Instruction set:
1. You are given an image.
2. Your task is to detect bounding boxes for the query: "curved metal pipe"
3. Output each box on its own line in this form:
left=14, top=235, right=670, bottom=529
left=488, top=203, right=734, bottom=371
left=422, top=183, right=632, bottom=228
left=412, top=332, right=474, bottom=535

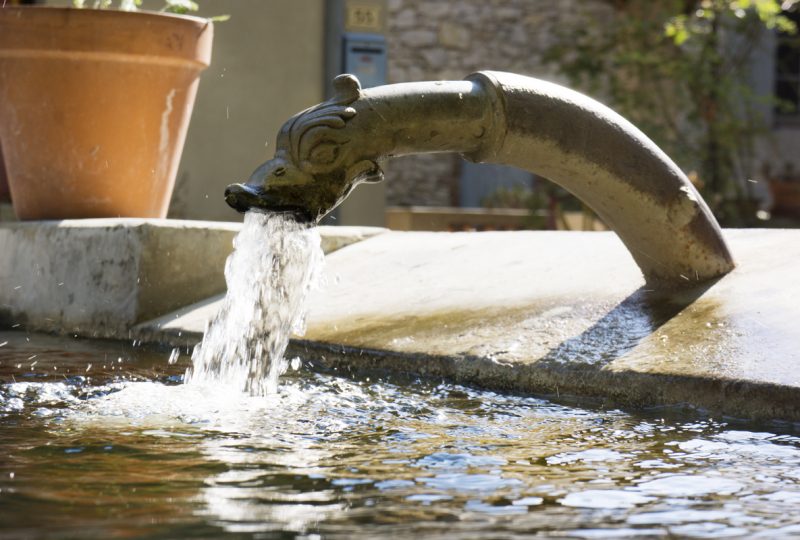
left=227, top=71, right=734, bottom=287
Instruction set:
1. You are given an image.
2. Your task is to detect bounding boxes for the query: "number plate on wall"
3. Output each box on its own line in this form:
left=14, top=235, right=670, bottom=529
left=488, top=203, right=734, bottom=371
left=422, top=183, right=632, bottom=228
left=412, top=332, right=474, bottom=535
left=345, top=2, right=385, bottom=33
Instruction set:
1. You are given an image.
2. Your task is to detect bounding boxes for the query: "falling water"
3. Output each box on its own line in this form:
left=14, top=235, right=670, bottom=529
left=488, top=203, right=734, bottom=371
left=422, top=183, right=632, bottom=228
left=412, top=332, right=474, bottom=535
left=185, top=211, right=324, bottom=395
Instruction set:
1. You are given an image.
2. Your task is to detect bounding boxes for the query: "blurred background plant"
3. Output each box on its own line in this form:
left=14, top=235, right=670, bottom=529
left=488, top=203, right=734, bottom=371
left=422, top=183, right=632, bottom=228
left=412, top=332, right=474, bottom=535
left=481, top=183, right=600, bottom=231
left=71, top=0, right=229, bottom=20
left=544, top=0, right=798, bottom=226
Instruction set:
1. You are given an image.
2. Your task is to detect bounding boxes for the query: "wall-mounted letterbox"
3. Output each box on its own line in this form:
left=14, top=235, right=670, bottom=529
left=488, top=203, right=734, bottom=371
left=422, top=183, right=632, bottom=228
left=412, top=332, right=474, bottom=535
left=342, top=33, right=387, bottom=89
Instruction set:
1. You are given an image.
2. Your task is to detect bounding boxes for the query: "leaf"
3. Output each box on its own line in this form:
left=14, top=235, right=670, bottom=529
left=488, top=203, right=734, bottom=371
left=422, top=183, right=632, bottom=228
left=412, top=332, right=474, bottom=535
left=119, top=0, right=140, bottom=11
left=665, top=16, right=690, bottom=45
left=72, top=0, right=86, bottom=7
left=162, top=0, right=199, bottom=14
left=208, top=14, right=231, bottom=22
left=777, top=16, right=798, bottom=33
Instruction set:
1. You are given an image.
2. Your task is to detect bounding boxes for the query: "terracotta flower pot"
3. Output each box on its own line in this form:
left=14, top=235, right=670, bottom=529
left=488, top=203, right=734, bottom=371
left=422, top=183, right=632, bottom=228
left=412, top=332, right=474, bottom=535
left=0, top=7, right=212, bottom=220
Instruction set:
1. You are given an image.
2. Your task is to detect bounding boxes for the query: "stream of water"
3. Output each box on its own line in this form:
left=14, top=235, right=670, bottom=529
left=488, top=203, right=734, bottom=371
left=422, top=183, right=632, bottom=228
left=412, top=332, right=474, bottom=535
left=185, top=212, right=323, bottom=395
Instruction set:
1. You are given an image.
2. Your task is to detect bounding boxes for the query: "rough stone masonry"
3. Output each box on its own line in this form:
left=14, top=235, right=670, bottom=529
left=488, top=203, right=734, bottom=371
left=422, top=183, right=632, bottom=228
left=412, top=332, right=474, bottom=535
left=383, top=0, right=606, bottom=207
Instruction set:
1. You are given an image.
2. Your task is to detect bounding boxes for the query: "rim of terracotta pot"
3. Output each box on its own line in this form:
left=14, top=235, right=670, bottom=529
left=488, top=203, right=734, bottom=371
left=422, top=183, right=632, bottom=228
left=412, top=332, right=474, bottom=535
left=0, top=6, right=213, bottom=69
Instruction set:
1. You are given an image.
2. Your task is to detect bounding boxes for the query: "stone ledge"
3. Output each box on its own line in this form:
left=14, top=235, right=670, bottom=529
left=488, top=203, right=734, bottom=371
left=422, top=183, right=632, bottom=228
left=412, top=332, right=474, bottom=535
left=134, top=228, right=800, bottom=422
left=0, top=219, right=385, bottom=337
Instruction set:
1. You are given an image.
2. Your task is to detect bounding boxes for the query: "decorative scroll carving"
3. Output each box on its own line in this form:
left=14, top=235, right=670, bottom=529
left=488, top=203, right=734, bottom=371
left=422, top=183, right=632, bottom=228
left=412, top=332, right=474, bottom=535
left=287, top=75, right=362, bottom=174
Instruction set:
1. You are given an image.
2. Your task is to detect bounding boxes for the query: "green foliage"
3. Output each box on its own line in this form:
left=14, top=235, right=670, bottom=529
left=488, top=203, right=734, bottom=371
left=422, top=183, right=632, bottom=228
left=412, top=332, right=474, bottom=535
left=481, top=183, right=589, bottom=230
left=544, top=0, right=797, bottom=225
left=71, top=0, right=228, bottom=22
left=161, top=0, right=198, bottom=14
left=481, top=185, right=548, bottom=229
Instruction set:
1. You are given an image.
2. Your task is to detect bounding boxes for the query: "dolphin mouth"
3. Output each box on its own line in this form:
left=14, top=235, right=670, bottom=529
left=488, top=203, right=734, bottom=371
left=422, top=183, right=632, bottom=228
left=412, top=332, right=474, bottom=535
left=224, top=183, right=314, bottom=222
left=223, top=183, right=257, bottom=213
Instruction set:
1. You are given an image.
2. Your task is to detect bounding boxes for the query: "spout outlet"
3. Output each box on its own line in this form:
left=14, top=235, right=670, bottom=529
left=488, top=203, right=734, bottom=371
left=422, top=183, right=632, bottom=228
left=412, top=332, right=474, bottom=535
left=224, top=182, right=314, bottom=222
left=224, top=183, right=259, bottom=214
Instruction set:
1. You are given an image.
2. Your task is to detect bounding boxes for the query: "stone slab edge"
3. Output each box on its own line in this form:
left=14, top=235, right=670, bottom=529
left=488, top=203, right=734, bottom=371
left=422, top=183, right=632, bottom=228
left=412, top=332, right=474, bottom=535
left=285, top=340, right=800, bottom=424
left=130, top=228, right=800, bottom=423
left=129, top=324, right=800, bottom=424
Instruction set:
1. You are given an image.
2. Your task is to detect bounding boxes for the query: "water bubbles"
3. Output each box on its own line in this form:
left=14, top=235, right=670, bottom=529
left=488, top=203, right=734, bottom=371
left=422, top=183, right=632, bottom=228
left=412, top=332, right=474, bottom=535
left=547, top=448, right=627, bottom=465
left=512, top=496, right=544, bottom=506
left=417, top=473, right=522, bottom=492
left=559, top=490, right=654, bottom=509
left=167, top=348, right=180, bottom=365
left=636, top=474, right=744, bottom=497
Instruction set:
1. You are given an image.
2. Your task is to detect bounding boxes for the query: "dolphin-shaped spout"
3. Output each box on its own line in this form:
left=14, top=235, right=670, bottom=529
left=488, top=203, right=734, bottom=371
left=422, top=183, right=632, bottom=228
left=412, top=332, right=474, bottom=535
left=227, top=71, right=734, bottom=288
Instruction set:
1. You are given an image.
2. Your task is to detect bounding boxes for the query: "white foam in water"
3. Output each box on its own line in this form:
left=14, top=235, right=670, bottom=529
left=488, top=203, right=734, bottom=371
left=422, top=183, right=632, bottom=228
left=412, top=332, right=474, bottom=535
left=185, top=212, right=324, bottom=395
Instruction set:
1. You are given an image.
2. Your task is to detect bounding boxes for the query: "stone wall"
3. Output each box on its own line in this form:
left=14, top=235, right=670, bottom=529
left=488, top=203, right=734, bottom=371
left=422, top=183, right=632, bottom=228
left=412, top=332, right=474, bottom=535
left=383, top=0, right=580, bottom=206
left=380, top=0, right=800, bottom=216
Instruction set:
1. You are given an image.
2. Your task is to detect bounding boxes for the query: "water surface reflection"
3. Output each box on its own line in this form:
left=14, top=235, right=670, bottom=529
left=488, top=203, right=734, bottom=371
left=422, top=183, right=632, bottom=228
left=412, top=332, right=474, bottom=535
left=1, top=331, right=800, bottom=538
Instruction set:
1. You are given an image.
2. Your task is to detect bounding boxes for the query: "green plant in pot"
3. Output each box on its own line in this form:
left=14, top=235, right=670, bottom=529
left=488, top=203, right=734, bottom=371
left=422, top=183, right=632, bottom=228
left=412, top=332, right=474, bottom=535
left=0, top=0, right=221, bottom=219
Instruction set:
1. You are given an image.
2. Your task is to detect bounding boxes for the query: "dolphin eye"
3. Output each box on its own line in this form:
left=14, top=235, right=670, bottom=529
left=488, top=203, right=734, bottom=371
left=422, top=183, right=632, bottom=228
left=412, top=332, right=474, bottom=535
left=308, top=141, right=340, bottom=165
left=274, top=167, right=286, bottom=177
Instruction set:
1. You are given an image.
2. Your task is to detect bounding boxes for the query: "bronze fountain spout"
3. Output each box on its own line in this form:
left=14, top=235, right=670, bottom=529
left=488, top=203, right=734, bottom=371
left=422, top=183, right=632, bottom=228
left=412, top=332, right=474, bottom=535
left=225, top=71, right=734, bottom=288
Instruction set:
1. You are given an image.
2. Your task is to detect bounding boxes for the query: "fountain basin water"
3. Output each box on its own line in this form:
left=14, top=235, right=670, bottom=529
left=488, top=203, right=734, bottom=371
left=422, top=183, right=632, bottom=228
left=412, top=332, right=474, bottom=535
left=2, top=330, right=800, bottom=538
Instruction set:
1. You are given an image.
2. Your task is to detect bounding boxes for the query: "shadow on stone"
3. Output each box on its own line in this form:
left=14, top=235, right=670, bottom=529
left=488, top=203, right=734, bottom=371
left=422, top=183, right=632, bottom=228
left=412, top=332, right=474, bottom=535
left=290, top=279, right=781, bottom=417
left=535, top=283, right=717, bottom=370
